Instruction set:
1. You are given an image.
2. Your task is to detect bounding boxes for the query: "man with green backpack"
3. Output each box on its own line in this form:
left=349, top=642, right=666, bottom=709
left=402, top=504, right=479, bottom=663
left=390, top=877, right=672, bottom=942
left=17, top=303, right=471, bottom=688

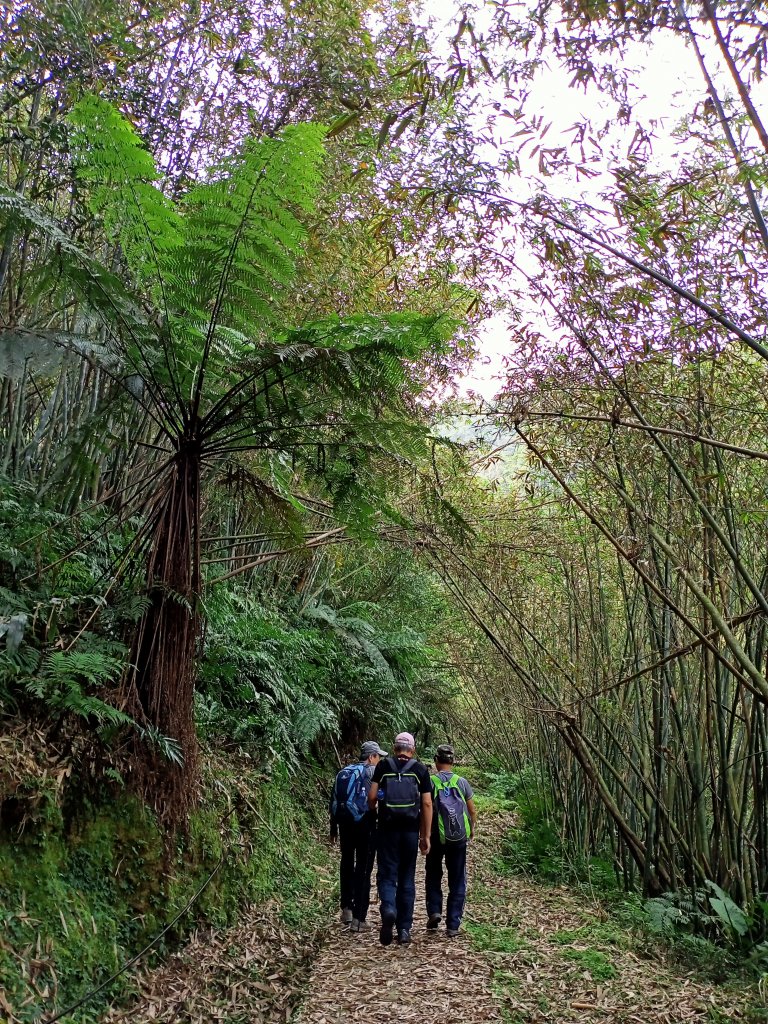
left=425, top=744, right=477, bottom=937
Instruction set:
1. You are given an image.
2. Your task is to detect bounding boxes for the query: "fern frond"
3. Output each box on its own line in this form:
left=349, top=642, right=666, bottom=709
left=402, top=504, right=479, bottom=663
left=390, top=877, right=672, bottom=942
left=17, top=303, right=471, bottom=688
left=0, top=188, right=150, bottom=357
left=166, top=123, right=327, bottom=350
left=67, top=94, right=183, bottom=289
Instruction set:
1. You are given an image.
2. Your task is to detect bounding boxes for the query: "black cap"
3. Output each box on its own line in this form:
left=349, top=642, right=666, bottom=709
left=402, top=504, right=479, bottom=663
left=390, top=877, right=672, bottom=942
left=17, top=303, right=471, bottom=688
left=435, top=744, right=455, bottom=763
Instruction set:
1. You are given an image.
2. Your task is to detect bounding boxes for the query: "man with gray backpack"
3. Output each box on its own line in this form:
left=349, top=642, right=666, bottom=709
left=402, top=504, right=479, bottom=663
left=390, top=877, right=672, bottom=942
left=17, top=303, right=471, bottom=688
left=425, top=744, right=477, bottom=937
left=330, top=740, right=388, bottom=931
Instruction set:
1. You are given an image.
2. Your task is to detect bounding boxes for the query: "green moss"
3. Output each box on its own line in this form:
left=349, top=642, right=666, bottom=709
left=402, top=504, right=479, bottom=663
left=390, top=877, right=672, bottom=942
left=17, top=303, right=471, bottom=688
left=0, top=762, right=333, bottom=1023
left=492, top=967, right=522, bottom=997
left=561, top=946, right=617, bottom=979
left=473, top=794, right=515, bottom=814
left=467, top=921, right=528, bottom=954
left=551, top=921, right=625, bottom=948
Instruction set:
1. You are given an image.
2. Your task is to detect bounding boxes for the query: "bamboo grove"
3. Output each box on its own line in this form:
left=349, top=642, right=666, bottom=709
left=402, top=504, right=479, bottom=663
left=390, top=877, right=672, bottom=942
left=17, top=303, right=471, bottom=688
left=5, top=0, right=768, bottom=924
left=429, top=0, right=768, bottom=917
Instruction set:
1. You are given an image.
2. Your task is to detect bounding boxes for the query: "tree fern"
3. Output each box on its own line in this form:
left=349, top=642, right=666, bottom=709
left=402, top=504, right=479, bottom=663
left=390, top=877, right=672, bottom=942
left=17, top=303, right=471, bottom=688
left=1, top=97, right=466, bottom=820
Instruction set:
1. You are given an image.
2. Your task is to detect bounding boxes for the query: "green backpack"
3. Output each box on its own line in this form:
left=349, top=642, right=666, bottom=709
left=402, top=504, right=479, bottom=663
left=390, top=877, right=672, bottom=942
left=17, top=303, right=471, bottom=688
left=431, top=772, right=470, bottom=843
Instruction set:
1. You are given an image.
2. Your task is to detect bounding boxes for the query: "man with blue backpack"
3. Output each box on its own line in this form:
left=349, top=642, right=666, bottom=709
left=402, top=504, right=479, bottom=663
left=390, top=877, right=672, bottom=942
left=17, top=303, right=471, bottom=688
left=425, top=744, right=477, bottom=937
left=367, top=731, right=433, bottom=946
left=330, top=739, right=388, bottom=932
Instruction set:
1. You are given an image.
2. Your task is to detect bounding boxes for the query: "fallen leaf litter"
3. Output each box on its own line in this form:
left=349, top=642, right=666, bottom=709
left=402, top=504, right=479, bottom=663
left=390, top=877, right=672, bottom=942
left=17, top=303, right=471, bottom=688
left=84, top=805, right=764, bottom=1023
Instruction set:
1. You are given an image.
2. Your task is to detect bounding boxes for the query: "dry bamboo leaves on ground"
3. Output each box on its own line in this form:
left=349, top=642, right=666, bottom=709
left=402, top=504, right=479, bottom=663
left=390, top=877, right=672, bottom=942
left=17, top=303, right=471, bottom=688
left=100, top=901, right=321, bottom=1024
left=94, top=806, right=765, bottom=1023
left=468, top=812, right=762, bottom=1023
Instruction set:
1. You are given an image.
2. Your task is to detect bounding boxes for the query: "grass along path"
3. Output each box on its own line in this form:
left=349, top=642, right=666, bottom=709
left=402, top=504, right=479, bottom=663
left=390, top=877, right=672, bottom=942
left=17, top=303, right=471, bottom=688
left=466, top=806, right=764, bottom=1024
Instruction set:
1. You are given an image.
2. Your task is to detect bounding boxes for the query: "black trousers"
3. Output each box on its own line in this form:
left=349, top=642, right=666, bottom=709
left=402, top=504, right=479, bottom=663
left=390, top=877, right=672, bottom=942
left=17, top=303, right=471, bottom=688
left=338, top=815, right=376, bottom=921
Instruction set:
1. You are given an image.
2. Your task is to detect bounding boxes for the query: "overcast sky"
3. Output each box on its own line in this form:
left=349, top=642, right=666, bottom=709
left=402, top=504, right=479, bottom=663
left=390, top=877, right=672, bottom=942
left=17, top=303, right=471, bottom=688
left=420, top=4, right=767, bottom=398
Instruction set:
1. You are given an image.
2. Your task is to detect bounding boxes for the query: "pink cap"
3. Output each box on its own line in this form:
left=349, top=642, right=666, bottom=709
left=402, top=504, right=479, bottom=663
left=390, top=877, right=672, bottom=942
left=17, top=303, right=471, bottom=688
left=394, top=731, right=416, bottom=749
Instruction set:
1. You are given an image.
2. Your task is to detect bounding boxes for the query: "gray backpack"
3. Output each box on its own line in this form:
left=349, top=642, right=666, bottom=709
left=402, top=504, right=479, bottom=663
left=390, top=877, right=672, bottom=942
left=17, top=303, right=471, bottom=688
left=431, top=772, right=470, bottom=842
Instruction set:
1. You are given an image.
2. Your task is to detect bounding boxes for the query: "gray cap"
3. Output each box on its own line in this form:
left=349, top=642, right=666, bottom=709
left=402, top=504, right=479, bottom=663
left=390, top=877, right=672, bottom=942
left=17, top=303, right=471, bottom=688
left=361, top=740, right=388, bottom=758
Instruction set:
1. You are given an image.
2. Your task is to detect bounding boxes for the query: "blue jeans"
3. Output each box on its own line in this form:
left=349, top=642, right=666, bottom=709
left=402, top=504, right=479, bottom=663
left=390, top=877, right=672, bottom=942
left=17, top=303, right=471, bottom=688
left=376, top=830, right=419, bottom=932
left=425, top=841, right=467, bottom=930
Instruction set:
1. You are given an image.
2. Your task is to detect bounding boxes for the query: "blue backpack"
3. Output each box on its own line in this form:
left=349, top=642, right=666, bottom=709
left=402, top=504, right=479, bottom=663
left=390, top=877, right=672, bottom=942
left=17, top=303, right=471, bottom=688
left=431, top=772, right=470, bottom=843
left=331, top=763, right=370, bottom=823
left=378, top=757, right=421, bottom=822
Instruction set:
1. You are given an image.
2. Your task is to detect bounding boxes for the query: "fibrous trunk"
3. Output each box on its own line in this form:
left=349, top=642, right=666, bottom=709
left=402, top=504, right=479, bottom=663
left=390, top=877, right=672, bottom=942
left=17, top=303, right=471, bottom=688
left=125, top=440, right=201, bottom=824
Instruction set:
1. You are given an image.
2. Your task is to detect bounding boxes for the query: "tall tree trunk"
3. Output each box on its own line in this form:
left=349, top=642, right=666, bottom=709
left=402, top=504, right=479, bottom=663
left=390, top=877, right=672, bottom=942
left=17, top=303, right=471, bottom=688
left=126, top=434, right=201, bottom=823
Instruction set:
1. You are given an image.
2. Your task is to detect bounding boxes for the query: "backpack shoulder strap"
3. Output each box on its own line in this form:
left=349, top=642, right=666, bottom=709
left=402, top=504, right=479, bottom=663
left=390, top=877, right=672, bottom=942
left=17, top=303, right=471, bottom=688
left=397, top=757, right=417, bottom=774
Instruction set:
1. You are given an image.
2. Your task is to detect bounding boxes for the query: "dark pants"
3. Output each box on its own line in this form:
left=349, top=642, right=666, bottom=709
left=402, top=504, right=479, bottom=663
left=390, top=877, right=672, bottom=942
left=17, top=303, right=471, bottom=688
left=376, top=829, right=419, bottom=932
left=338, top=816, right=376, bottom=921
left=425, top=840, right=468, bottom=930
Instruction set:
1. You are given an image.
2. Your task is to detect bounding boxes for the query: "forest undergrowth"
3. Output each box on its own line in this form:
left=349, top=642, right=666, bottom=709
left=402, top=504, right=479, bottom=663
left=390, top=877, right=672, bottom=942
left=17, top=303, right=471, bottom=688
left=0, top=739, right=333, bottom=1024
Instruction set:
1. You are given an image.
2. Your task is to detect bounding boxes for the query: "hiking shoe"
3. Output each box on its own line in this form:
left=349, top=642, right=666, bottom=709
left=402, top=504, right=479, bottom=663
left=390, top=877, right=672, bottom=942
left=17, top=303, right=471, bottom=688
left=427, top=913, right=442, bottom=930
left=398, top=928, right=412, bottom=944
left=379, top=910, right=396, bottom=946
left=348, top=919, right=359, bottom=932
left=340, top=907, right=353, bottom=924
left=446, top=927, right=460, bottom=937
left=355, top=919, right=371, bottom=931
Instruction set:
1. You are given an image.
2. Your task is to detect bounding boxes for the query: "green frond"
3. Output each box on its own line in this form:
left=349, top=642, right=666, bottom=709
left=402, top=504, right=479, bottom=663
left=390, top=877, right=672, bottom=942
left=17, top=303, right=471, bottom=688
left=67, top=94, right=183, bottom=289
left=303, top=601, right=396, bottom=683
left=0, top=189, right=149, bottom=345
left=17, top=638, right=130, bottom=727
left=166, top=123, right=327, bottom=343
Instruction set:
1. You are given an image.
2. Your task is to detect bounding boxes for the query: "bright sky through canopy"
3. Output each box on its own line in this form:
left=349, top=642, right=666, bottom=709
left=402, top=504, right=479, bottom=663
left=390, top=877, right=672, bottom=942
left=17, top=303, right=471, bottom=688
left=417, top=1, right=768, bottom=398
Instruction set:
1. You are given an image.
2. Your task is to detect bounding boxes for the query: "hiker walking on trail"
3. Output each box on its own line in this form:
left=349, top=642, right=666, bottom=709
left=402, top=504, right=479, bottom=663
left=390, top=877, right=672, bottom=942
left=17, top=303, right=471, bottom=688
left=330, top=740, right=388, bottom=932
left=425, top=743, right=477, bottom=937
left=367, top=731, right=432, bottom=946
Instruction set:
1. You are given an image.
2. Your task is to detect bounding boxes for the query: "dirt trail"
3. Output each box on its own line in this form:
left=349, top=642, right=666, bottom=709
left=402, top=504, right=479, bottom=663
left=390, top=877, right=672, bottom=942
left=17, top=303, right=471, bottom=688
left=98, top=805, right=762, bottom=1023
left=293, top=863, right=502, bottom=1024
left=293, top=809, right=761, bottom=1024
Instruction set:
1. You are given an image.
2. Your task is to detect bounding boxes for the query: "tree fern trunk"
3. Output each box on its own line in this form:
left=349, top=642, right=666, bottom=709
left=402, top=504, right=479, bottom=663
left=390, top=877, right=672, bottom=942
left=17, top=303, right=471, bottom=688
left=126, top=435, right=201, bottom=823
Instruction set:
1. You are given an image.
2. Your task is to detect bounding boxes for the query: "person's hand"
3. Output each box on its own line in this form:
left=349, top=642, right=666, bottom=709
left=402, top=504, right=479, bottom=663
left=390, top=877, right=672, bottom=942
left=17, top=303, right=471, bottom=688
left=419, top=836, right=430, bottom=855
